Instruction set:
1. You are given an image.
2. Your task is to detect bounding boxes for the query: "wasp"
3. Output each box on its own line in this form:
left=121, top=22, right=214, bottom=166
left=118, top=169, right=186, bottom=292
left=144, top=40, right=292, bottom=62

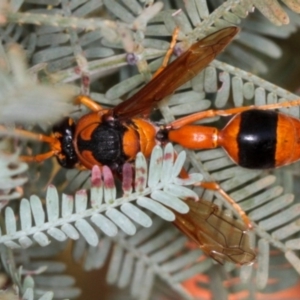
left=9, top=26, right=299, bottom=265
left=18, top=26, right=300, bottom=172
left=17, top=27, right=239, bottom=171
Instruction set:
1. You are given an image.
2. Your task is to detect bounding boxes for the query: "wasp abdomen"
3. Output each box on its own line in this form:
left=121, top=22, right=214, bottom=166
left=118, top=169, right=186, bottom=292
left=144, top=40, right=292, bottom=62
left=220, top=109, right=300, bottom=169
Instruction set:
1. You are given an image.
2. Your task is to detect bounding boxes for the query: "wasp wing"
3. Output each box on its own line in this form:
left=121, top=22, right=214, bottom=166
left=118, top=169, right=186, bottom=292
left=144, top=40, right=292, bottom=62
left=113, top=27, right=239, bottom=120
left=173, top=198, right=255, bottom=265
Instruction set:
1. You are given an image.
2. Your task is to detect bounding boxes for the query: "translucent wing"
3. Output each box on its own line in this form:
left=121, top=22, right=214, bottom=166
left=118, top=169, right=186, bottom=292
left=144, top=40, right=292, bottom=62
left=113, top=27, right=239, bottom=120
left=173, top=198, right=256, bottom=265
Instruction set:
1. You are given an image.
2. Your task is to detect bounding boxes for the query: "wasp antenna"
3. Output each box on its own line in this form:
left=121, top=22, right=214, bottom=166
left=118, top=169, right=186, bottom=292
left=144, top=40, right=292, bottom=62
left=0, top=125, right=57, bottom=145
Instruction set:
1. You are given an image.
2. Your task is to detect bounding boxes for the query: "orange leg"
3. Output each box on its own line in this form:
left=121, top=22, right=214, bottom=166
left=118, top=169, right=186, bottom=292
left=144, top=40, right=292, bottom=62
left=169, top=98, right=300, bottom=129
left=73, top=47, right=185, bottom=118
left=197, top=182, right=252, bottom=229
left=75, top=95, right=103, bottom=112
left=176, top=151, right=251, bottom=228
left=0, top=126, right=61, bottom=163
left=153, top=27, right=180, bottom=78
left=20, top=151, right=56, bottom=163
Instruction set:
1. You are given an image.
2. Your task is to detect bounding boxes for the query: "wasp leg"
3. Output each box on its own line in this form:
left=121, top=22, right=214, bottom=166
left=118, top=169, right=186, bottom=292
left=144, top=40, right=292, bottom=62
left=75, top=95, right=104, bottom=112
left=170, top=98, right=300, bottom=129
left=20, top=151, right=56, bottom=163
left=75, top=163, right=88, bottom=171
left=196, top=181, right=252, bottom=229
left=0, top=126, right=62, bottom=163
left=152, top=27, right=180, bottom=78
left=174, top=151, right=251, bottom=227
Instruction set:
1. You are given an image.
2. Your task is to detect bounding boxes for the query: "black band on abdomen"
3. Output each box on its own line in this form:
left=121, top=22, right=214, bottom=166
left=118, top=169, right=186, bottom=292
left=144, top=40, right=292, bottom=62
left=237, top=110, right=277, bottom=169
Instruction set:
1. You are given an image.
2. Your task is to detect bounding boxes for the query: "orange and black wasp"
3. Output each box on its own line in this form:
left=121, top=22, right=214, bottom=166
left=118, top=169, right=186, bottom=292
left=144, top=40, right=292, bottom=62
left=16, top=27, right=240, bottom=172
left=18, top=27, right=300, bottom=173
left=8, top=26, right=300, bottom=265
